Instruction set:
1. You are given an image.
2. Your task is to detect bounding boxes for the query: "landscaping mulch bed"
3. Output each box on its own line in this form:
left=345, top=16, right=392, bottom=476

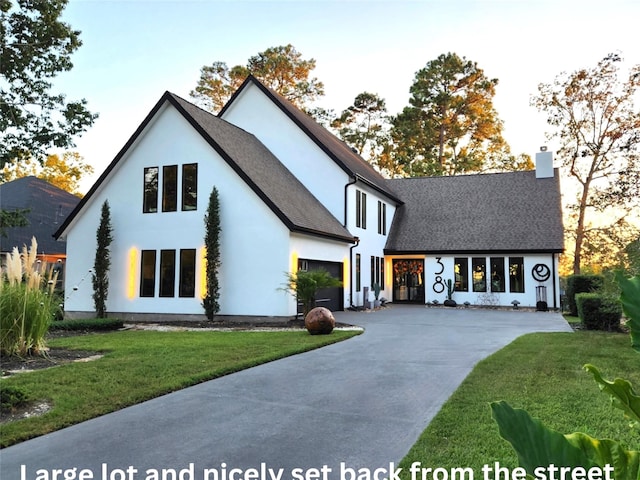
left=1, top=348, right=102, bottom=376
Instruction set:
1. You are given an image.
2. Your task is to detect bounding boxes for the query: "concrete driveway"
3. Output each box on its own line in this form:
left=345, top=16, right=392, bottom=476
left=0, top=306, right=572, bottom=480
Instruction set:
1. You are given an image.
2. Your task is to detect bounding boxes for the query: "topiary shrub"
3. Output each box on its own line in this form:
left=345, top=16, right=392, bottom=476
left=566, top=274, right=604, bottom=316
left=575, top=292, right=622, bottom=331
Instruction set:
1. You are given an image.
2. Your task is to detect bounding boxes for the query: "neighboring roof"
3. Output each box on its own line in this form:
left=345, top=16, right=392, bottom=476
left=55, top=92, right=355, bottom=244
left=220, top=75, right=403, bottom=205
left=385, top=170, right=564, bottom=254
left=0, top=176, right=80, bottom=255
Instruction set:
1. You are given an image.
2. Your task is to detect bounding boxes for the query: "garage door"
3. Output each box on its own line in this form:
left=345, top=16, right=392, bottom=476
left=298, top=259, right=344, bottom=312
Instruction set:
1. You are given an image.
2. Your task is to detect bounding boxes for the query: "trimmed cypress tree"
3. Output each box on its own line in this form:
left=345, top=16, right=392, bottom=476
left=203, top=187, right=221, bottom=320
left=92, top=200, right=113, bottom=318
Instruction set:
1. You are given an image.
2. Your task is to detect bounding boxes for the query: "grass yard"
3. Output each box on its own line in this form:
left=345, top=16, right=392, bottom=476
left=398, top=330, right=639, bottom=478
left=0, top=329, right=360, bottom=447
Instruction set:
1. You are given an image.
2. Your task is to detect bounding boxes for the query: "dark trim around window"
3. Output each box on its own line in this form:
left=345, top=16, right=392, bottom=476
left=181, top=163, right=198, bottom=211
left=162, top=165, right=178, bottom=212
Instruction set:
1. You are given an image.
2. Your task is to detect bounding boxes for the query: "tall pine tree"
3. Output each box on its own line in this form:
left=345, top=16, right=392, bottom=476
left=92, top=200, right=113, bottom=317
left=203, top=187, right=221, bottom=320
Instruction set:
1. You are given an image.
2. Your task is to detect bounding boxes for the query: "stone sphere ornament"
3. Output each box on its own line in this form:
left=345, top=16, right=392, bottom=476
left=304, top=307, right=336, bottom=335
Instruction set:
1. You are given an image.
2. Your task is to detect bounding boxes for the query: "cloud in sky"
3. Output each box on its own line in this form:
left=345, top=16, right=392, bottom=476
left=53, top=0, right=640, bottom=191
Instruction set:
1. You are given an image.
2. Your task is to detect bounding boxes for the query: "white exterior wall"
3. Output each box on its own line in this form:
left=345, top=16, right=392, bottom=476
left=420, top=254, right=561, bottom=309
left=288, top=234, right=351, bottom=314
left=63, top=103, right=291, bottom=318
left=348, top=184, right=396, bottom=307
left=221, top=84, right=350, bottom=222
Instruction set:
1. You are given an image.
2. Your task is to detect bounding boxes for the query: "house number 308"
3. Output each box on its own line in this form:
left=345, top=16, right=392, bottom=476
left=433, top=257, right=446, bottom=293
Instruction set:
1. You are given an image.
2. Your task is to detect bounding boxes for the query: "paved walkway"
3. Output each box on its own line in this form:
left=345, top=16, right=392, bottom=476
left=1, top=306, right=572, bottom=480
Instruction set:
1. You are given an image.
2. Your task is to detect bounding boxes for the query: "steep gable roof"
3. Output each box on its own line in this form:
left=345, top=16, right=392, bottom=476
left=220, top=75, right=402, bottom=205
left=55, top=92, right=355, bottom=244
left=385, top=170, right=564, bottom=253
left=1, top=176, right=79, bottom=255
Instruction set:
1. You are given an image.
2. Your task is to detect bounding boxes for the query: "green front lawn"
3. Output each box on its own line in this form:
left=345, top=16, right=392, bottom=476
left=0, top=329, right=359, bottom=447
left=399, top=330, right=639, bottom=477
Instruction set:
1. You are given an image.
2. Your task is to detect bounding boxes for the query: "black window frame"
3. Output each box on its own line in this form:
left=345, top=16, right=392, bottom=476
left=509, top=257, right=525, bottom=293
left=377, top=201, right=387, bottom=235
left=490, top=257, right=506, bottom=293
left=143, top=167, right=159, bottom=213
left=139, top=250, right=156, bottom=297
left=159, top=249, right=176, bottom=297
left=472, top=257, right=487, bottom=293
left=454, top=257, right=469, bottom=292
left=162, top=165, right=178, bottom=212
left=181, top=163, right=198, bottom=211
left=356, top=189, right=367, bottom=229
left=179, top=249, right=197, bottom=297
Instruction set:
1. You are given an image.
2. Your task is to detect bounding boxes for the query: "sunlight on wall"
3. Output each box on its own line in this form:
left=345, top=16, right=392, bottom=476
left=127, top=247, right=138, bottom=299
left=199, top=246, right=207, bottom=299
left=342, top=257, right=349, bottom=289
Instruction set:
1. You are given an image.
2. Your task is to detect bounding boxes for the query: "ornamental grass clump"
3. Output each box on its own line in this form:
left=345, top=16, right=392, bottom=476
left=0, top=237, right=60, bottom=356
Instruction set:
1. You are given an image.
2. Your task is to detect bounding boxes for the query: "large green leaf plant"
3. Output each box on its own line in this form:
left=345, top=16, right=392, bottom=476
left=491, top=272, right=640, bottom=480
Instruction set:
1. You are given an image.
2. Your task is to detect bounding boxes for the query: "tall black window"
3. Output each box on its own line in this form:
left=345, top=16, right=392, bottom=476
left=377, top=201, right=386, bottom=235
left=143, top=167, right=158, bottom=213
left=356, top=190, right=367, bottom=229
left=370, top=256, right=384, bottom=289
left=490, top=257, right=506, bottom=292
left=140, top=250, right=156, bottom=297
left=370, top=256, right=375, bottom=288
left=182, top=163, right=198, bottom=211
left=162, top=165, right=178, bottom=212
left=509, top=257, right=525, bottom=293
left=454, top=257, right=468, bottom=292
left=179, top=249, right=196, bottom=297
left=472, top=257, right=487, bottom=292
left=159, top=249, right=176, bottom=297
left=355, top=253, right=361, bottom=292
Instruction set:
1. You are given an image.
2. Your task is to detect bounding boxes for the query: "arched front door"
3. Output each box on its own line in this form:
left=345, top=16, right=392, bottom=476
left=392, top=259, right=425, bottom=303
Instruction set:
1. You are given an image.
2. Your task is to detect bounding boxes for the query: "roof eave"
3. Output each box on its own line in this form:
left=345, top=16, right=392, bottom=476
left=291, top=226, right=357, bottom=244
left=54, top=91, right=177, bottom=240
left=223, top=76, right=402, bottom=204
left=383, top=248, right=565, bottom=256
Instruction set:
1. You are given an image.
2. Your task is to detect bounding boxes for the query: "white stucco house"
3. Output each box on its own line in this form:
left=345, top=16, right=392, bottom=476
left=54, top=76, right=564, bottom=321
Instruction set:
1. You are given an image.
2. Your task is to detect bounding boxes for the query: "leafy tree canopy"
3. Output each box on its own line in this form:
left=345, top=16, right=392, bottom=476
left=1, top=151, right=93, bottom=196
left=533, top=52, right=640, bottom=274
left=190, top=44, right=324, bottom=113
left=331, top=92, right=396, bottom=173
left=390, top=52, right=520, bottom=176
left=0, top=0, right=97, bottom=167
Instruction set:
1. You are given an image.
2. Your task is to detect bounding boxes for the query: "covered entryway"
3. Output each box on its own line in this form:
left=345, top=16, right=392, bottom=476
left=392, top=259, right=425, bottom=303
left=298, top=259, right=344, bottom=312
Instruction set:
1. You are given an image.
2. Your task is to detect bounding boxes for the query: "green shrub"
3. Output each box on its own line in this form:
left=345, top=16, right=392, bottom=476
left=576, top=292, right=622, bottom=331
left=281, top=269, right=342, bottom=318
left=50, top=318, right=124, bottom=331
left=566, top=274, right=604, bottom=316
left=0, top=384, right=30, bottom=413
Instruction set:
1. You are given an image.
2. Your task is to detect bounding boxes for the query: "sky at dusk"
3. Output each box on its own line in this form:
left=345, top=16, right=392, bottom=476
left=52, top=0, right=640, bottom=192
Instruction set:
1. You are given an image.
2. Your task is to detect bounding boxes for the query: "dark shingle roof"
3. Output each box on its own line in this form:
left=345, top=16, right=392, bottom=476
left=55, top=92, right=354, bottom=244
left=168, top=93, right=355, bottom=242
left=220, top=75, right=402, bottom=205
left=1, top=176, right=79, bottom=255
left=384, top=170, right=564, bottom=253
